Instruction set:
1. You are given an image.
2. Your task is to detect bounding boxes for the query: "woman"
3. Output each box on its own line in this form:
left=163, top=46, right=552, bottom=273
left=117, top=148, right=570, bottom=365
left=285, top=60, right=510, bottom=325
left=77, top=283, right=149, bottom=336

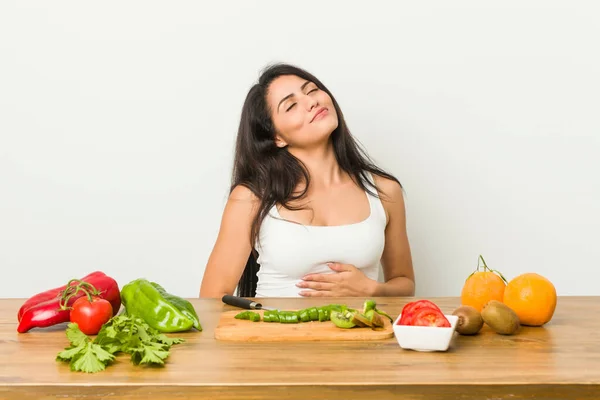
left=200, top=63, right=415, bottom=298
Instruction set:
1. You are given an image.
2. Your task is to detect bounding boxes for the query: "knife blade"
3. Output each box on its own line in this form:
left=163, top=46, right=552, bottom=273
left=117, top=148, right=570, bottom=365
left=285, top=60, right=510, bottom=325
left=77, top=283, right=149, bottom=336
left=222, top=295, right=276, bottom=310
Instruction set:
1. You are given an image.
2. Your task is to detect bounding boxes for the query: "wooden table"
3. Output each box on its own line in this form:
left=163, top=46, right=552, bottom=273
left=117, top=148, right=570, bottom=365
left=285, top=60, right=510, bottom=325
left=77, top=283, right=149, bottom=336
left=1, top=296, right=599, bottom=399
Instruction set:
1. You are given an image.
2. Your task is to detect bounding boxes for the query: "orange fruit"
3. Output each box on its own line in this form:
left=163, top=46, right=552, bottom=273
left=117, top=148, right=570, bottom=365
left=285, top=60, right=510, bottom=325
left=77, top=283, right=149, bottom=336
left=460, top=255, right=507, bottom=312
left=503, top=273, right=557, bottom=326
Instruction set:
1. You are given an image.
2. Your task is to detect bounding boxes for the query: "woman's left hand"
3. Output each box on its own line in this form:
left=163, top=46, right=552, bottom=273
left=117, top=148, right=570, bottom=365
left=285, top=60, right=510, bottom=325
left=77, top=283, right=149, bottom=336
left=296, top=263, right=377, bottom=297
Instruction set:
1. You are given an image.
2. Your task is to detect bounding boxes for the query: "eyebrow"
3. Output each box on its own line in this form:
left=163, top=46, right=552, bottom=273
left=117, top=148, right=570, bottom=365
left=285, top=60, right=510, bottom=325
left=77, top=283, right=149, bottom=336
left=277, top=80, right=312, bottom=113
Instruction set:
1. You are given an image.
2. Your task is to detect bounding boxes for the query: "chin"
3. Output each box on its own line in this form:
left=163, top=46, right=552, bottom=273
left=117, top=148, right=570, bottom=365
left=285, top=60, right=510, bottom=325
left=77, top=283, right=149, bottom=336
left=322, top=115, right=339, bottom=133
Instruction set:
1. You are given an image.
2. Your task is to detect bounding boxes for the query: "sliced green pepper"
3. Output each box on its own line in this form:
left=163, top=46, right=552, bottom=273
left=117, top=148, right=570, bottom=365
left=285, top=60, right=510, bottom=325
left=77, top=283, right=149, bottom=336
left=231, top=302, right=390, bottom=326
left=262, top=312, right=271, bottom=322
left=279, top=311, right=299, bottom=323
left=318, top=307, right=327, bottom=321
left=249, top=312, right=261, bottom=322
left=234, top=310, right=261, bottom=321
left=235, top=310, right=251, bottom=319
left=298, top=309, right=310, bottom=322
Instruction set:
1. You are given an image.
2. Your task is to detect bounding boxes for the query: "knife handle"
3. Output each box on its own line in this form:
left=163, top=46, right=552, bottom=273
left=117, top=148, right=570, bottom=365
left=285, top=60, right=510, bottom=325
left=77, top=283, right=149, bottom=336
left=222, top=295, right=262, bottom=310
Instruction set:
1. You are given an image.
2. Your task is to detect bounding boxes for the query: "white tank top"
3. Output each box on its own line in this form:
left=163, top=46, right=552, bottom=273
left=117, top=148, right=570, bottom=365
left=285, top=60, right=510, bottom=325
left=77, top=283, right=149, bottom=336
left=254, top=172, right=387, bottom=298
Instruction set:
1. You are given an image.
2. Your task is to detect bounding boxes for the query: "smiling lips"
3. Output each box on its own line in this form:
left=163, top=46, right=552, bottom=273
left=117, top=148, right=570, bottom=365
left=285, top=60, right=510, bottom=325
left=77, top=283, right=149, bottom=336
left=310, top=107, right=328, bottom=123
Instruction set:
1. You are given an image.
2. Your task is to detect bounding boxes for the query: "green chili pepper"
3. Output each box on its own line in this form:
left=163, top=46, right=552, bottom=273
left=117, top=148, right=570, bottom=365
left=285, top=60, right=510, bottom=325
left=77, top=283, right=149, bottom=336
left=121, top=278, right=199, bottom=333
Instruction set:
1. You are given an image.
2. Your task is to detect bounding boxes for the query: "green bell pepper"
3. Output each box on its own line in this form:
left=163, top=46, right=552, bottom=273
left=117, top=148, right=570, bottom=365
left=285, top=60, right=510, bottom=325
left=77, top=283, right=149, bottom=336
left=151, top=282, right=202, bottom=330
left=121, top=278, right=202, bottom=332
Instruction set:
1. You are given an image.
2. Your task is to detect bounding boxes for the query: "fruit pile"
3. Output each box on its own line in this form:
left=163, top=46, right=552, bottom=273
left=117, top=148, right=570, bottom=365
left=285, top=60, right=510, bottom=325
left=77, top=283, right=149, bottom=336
left=455, top=255, right=557, bottom=336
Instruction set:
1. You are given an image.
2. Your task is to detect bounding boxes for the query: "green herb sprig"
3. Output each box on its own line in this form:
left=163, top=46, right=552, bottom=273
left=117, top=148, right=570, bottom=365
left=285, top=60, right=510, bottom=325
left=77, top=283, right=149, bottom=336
left=56, top=314, right=184, bottom=373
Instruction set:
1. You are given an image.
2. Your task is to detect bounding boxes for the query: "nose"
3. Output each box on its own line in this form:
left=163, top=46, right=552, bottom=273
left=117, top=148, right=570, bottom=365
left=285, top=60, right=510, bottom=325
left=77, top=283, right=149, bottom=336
left=304, top=93, right=318, bottom=111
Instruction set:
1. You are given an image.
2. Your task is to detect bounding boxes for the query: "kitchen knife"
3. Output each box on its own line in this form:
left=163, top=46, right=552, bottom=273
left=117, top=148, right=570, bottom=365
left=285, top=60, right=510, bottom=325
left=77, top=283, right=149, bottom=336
left=222, top=295, right=276, bottom=310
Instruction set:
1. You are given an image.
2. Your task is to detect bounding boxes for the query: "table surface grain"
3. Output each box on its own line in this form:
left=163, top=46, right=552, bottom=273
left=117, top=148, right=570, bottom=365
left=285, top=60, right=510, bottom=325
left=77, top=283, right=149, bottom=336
left=1, top=296, right=599, bottom=400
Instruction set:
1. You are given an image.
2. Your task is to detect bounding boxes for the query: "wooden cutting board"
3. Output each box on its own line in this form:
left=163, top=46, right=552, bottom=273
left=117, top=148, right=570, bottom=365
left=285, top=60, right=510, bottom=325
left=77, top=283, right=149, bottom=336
left=214, top=310, right=394, bottom=342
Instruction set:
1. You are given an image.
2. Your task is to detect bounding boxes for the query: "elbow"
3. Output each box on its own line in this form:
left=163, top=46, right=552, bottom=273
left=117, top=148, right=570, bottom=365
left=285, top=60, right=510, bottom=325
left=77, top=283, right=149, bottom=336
left=199, top=281, right=234, bottom=299
left=405, top=277, right=416, bottom=297
left=199, top=287, right=229, bottom=299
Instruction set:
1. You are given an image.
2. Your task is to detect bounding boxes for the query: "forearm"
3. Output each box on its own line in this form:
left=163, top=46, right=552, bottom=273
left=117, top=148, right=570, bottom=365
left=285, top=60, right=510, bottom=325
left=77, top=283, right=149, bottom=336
left=371, top=276, right=415, bottom=297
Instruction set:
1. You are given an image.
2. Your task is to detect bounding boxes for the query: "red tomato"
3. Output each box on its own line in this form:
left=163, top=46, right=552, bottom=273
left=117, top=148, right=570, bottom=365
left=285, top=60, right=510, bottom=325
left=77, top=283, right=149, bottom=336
left=411, top=307, right=451, bottom=327
left=69, top=296, right=113, bottom=335
left=399, top=300, right=443, bottom=325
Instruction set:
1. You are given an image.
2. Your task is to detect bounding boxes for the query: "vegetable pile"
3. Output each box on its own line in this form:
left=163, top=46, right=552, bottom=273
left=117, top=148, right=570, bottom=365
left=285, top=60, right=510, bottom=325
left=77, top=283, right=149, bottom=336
left=234, top=299, right=393, bottom=330
left=16, top=272, right=202, bottom=373
left=17, top=271, right=121, bottom=334
left=56, top=315, right=184, bottom=373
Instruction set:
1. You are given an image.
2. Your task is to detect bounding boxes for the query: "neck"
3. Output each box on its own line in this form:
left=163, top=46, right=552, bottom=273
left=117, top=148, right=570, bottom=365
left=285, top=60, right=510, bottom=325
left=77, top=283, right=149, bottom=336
left=288, top=141, right=346, bottom=192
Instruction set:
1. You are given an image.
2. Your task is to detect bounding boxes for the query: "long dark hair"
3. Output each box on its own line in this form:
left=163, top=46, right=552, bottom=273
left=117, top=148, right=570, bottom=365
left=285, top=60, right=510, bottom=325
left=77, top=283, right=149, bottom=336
left=232, top=63, right=401, bottom=296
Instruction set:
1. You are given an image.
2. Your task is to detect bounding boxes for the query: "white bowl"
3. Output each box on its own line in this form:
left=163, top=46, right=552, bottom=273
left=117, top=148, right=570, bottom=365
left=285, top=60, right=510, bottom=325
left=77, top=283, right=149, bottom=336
left=392, top=313, right=459, bottom=352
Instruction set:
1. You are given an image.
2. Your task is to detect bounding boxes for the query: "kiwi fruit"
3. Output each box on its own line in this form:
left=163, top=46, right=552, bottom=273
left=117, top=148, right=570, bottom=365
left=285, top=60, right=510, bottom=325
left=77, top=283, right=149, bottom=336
left=351, top=312, right=372, bottom=328
left=481, top=300, right=520, bottom=335
left=365, top=309, right=385, bottom=328
left=452, top=305, right=484, bottom=335
left=330, top=310, right=357, bottom=329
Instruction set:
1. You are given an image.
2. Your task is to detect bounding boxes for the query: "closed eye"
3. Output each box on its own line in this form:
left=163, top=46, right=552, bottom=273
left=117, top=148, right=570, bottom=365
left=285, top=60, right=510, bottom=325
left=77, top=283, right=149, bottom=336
left=286, top=103, right=296, bottom=112
left=307, top=88, right=318, bottom=94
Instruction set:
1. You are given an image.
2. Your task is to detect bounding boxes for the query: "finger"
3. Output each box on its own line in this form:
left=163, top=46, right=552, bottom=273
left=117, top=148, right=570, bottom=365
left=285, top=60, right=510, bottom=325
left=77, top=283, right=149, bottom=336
left=327, top=262, right=355, bottom=272
left=296, top=281, right=335, bottom=291
left=302, top=273, right=338, bottom=283
left=299, top=290, right=333, bottom=297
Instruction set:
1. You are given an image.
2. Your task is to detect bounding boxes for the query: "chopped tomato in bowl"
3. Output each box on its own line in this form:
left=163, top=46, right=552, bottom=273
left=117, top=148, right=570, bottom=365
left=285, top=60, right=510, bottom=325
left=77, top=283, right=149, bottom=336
left=393, top=300, right=458, bottom=352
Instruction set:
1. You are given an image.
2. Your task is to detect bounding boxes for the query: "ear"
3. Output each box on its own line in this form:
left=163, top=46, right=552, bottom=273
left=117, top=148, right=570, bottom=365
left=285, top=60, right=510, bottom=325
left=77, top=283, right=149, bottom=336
left=274, top=135, right=288, bottom=148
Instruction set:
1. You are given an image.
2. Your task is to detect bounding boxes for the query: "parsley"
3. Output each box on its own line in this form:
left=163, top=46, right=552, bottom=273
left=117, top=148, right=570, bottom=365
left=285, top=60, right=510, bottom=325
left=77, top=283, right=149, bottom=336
left=56, top=315, right=184, bottom=373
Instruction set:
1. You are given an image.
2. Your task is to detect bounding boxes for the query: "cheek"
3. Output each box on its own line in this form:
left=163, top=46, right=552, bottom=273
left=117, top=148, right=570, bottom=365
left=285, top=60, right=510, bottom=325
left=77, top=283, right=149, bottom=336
left=276, top=112, right=305, bottom=137
left=319, top=92, right=334, bottom=106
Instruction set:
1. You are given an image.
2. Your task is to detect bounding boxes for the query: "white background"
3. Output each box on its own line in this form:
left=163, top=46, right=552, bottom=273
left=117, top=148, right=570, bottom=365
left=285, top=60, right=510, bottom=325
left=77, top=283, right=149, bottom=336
left=1, top=1, right=598, bottom=299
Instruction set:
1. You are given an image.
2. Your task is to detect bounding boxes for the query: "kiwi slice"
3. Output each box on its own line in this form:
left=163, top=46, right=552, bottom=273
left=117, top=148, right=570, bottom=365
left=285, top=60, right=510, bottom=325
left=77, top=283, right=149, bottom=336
left=452, top=305, right=484, bottom=335
left=352, top=312, right=372, bottom=328
left=330, top=310, right=357, bottom=329
left=365, top=309, right=385, bottom=328
left=363, top=300, right=376, bottom=314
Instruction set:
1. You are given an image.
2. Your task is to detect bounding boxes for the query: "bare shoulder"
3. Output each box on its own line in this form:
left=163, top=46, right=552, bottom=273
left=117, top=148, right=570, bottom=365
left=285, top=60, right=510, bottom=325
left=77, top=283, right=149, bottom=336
left=371, top=173, right=405, bottom=224
left=229, top=184, right=260, bottom=203
left=222, top=184, right=260, bottom=222
left=371, top=174, right=404, bottom=203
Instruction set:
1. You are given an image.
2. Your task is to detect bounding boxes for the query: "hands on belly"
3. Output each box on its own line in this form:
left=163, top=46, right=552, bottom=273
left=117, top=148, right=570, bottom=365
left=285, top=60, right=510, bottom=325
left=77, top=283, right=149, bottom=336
left=295, top=262, right=377, bottom=297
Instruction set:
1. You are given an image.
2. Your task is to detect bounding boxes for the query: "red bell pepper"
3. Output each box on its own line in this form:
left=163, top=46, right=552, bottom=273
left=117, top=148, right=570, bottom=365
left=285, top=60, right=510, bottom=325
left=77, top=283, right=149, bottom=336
left=18, top=271, right=103, bottom=321
left=17, top=271, right=121, bottom=333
